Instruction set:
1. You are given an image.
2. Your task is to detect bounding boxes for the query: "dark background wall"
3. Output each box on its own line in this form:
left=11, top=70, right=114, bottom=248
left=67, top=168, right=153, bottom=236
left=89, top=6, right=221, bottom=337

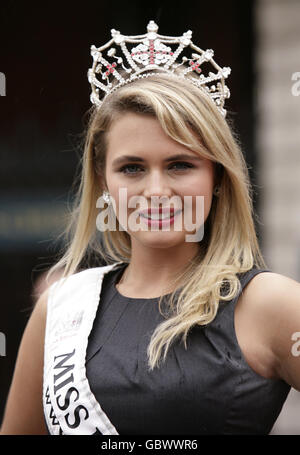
left=0, top=0, right=256, bottom=424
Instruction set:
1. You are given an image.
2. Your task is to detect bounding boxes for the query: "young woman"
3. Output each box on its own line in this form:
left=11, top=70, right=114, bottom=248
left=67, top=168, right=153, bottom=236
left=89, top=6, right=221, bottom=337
left=1, top=23, right=300, bottom=435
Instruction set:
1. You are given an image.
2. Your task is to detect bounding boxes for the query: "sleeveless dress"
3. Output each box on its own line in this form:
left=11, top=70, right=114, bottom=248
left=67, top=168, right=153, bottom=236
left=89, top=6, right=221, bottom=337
left=43, top=262, right=291, bottom=435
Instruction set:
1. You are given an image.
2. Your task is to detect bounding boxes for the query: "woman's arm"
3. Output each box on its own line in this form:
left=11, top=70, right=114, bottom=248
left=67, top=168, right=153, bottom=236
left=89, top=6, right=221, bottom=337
left=235, top=271, right=300, bottom=387
left=0, top=288, right=49, bottom=435
left=269, top=274, right=300, bottom=391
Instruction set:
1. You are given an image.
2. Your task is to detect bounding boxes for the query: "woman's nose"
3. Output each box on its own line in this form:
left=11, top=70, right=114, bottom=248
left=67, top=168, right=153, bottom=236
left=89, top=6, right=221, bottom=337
left=142, top=170, right=173, bottom=200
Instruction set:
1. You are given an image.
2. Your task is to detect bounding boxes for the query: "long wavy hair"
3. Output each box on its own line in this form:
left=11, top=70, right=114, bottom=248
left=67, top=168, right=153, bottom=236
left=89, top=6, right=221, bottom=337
left=46, top=73, right=267, bottom=370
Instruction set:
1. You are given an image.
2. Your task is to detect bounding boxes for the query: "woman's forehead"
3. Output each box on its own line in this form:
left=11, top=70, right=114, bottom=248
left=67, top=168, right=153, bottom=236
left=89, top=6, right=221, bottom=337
left=105, top=113, right=211, bottom=161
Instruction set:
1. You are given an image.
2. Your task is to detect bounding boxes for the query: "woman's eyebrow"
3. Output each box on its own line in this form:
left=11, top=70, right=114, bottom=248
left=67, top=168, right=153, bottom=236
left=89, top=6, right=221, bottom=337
left=112, top=153, right=203, bottom=166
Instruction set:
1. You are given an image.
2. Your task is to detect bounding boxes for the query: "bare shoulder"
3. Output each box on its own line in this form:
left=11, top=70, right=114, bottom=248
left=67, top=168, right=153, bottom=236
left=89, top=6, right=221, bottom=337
left=236, top=270, right=300, bottom=388
left=240, top=270, right=300, bottom=319
left=0, top=288, right=50, bottom=434
left=243, top=270, right=300, bottom=295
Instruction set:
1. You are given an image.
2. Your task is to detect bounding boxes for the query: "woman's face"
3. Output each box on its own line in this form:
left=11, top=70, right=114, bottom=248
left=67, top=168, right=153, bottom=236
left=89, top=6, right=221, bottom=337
left=103, top=112, right=215, bottom=251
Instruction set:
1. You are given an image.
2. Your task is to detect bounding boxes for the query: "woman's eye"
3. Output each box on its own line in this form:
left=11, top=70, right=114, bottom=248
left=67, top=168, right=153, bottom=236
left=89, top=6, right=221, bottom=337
left=119, top=164, right=144, bottom=175
left=170, top=162, right=194, bottom=171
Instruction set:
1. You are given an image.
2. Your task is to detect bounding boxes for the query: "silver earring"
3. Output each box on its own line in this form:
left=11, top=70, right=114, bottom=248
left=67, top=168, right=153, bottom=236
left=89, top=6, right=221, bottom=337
left=213, top=186, right=220, bottom=197
left=102, top=191, right=111, bottom=204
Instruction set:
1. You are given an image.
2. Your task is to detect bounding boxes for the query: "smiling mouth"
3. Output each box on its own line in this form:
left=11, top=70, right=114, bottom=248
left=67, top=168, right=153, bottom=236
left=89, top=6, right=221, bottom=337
left=139, top=209, right=182, bottom=220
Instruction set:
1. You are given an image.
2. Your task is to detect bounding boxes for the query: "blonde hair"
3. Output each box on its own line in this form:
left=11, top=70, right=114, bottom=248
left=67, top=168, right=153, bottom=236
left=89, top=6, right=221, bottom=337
left=46, top=73, right=267, bottom=370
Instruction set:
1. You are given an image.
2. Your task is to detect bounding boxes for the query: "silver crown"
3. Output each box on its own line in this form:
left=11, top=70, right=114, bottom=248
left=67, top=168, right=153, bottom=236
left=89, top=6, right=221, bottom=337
left=88, top=20, right=231, bottom=117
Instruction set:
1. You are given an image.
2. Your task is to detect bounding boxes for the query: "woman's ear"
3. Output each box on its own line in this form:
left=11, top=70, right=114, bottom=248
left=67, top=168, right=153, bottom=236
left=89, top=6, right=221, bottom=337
left=96, top=166, right=108, bottom=193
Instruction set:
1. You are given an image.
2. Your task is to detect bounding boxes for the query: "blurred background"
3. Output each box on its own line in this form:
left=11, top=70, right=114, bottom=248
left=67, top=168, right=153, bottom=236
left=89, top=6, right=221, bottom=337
left=0, top=0, right=299, bottom=434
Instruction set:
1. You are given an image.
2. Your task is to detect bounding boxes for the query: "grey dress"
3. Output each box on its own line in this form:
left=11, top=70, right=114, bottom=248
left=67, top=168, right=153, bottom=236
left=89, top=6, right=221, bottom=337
left=85, top=264, right=291, bottom=434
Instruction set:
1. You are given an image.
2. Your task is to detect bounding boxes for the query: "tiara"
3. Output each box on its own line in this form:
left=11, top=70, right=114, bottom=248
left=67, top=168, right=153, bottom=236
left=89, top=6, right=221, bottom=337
left=88, top=20, right=231, bottom=117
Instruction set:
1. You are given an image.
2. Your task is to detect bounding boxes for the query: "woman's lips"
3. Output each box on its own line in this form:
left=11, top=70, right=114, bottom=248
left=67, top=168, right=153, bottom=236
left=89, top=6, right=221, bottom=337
left=139, top=209, right=182, bottom=227
left=139, top=208, right=180, bottom=217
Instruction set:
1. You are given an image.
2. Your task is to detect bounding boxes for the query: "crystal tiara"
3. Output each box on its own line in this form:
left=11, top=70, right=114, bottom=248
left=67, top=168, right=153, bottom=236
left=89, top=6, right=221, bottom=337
left=88, top=20, right=231, bottom=117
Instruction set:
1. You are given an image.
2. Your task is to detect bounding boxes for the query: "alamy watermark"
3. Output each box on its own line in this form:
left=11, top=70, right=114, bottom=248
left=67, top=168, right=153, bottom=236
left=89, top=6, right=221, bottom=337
left=291, top=332, right=300, bottom=357
left=0, top=331, right=6, bottom=357
left=96, top=189, right=205, bottom=242
left=291, top=72, right=300, bottom=97
left=0, top=72, right=6, bottom=96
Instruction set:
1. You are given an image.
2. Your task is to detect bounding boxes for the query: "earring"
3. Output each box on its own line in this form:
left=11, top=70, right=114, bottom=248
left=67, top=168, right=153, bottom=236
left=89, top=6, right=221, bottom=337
left=102, top=190, right=111, bottom=204
left=213, top=186, right=220, bottom=197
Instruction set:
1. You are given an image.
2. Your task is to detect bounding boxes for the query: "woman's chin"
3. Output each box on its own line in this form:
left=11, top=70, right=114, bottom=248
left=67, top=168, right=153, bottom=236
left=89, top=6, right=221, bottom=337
left=128, top=229, right=192, bottom=249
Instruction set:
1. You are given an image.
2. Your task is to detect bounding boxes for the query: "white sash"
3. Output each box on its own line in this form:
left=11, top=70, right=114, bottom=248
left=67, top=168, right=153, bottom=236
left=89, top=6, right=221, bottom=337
left=43, top=262, right=124, bottom=435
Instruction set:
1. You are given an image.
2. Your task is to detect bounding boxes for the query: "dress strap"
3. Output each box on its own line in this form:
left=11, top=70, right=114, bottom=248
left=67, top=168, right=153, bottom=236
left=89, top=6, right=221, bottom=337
left=234, top=268, right=271, bottom=304
left=203, top=268, right=272, bottom=364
